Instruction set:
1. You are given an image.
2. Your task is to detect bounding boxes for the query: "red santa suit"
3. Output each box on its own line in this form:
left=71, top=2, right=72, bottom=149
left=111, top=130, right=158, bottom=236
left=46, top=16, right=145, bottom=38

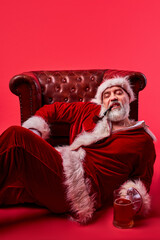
left=21, top=101, right=156, bottom=223
left=0, top=76, right=156, bottom=224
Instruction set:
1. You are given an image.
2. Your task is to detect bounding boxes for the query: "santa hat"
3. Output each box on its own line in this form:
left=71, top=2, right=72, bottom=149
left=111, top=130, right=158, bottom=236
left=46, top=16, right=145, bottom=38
left=92, top=75, right=135, bottom=105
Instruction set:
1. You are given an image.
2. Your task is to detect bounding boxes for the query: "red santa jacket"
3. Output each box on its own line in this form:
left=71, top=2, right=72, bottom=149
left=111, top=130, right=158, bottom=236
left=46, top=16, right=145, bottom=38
left=22, top=102, right=156, bottom=223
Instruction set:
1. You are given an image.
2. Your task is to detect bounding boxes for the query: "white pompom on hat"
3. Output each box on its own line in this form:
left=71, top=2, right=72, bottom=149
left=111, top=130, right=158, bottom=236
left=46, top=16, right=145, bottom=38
left=92, top=75, right=135, bottom=105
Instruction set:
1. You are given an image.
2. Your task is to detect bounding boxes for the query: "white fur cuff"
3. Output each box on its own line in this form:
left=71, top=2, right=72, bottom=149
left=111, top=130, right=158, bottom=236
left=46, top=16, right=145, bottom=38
left=22, top=116, right=50, bottom=139
left=120, top=179, right=151, bottom=216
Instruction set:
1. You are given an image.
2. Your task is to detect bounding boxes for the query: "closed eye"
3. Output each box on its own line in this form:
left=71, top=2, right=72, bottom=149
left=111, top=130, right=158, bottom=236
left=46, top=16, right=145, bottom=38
left=103, top=92, right=110, bottom=98
left=115, top=89, right=123, bottom=95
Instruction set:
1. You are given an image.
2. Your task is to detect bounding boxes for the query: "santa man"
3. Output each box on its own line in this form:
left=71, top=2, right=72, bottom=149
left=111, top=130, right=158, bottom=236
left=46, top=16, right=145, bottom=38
left=0, top=75, right=156, bottom=224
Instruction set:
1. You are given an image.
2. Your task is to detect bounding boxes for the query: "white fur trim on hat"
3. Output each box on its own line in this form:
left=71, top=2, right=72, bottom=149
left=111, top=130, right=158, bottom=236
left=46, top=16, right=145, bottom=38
left=120, top=179, right=151, bottom=216
left=92, top=76, right=135, bottom=105
left=22, top=116, right=50, bottom=139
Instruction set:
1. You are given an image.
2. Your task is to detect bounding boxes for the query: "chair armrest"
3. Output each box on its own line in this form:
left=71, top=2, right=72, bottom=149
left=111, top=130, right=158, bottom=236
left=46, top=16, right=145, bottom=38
left=9, top=72, right=42, bottom=124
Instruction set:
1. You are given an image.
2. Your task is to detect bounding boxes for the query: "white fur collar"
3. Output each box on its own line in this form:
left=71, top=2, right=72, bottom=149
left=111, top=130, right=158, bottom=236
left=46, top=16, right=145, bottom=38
left=70, top=105, right=111, bottom=150
left=112, top=120, right=156, bottom=141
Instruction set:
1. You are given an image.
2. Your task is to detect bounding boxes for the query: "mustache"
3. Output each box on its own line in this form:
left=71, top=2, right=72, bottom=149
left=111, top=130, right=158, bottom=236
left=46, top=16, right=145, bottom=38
left=93, top=100, right=127, bottom=124
left=108, top=100, right=122, bottom=109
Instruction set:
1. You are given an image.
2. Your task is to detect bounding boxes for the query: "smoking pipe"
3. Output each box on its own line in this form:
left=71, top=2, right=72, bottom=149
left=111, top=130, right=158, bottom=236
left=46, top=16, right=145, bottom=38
left=92, top=106, right=112, bottom=123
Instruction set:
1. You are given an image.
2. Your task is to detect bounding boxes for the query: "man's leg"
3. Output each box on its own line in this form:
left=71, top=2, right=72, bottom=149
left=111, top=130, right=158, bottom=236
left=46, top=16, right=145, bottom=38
left=0, top=126, right=69, bottom=213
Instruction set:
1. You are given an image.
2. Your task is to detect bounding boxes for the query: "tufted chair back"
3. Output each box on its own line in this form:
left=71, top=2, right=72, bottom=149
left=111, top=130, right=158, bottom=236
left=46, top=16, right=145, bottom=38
left=9, top=69, right=146, bottom=146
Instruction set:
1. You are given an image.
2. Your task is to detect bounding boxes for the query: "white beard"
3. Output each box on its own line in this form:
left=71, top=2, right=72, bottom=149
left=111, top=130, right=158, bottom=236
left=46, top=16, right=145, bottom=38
left=107, top=101, right=130, bottom=122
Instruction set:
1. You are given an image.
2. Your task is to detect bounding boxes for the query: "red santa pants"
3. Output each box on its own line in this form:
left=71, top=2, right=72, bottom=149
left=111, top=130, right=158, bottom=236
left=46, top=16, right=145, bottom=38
left=0, top=126, right=70, bottom=213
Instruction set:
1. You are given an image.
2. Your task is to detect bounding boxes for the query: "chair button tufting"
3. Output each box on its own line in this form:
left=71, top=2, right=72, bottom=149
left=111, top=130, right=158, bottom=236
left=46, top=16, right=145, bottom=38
left=79, top=98, right=83, bottom=102
left=55, top=86, right=60, bottom=92
left=62, top=78, right=67, bottom=83
left=77, top=77, right=82, bottom=82
left=85, top=87, right=89, bottom=91
left=47, top=77, right=52, bottom=83
left=70, top=87, right=75, bottom=92
left=90, top=76, right=95, bottom=81
left=64, top=97, right=68, bottom=102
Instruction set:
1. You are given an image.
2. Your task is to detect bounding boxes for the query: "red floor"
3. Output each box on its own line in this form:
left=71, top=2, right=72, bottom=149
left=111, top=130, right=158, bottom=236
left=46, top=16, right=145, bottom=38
left=0, top=140, right=159, bottom=240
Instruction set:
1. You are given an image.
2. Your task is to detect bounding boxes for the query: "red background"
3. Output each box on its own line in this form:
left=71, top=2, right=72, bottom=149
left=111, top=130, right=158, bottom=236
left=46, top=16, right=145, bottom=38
left=1, top=0, right=160, bottom=134
left=0, top=0, right=159, bottom=239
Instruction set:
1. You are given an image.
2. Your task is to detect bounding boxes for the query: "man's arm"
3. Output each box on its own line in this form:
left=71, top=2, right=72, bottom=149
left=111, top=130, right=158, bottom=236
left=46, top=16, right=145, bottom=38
left=120, top=134, right=156, bottom=216
left=22, top=102, right=87, bottom=139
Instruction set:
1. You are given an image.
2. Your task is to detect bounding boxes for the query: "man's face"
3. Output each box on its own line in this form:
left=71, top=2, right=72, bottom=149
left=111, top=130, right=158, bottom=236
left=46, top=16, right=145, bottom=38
left=102, top=86, right=130, bottom=122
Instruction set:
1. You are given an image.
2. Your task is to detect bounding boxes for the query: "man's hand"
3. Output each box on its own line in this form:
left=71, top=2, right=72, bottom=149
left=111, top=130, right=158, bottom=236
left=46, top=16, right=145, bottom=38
left=127, top=187, right=142, bottom=214
left=29, top=128, right=42, bottom=137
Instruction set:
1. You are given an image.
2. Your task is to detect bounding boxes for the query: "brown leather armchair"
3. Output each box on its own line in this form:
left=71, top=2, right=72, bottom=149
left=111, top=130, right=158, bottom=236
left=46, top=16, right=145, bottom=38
left=9, top=69, right=146, bottom=146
